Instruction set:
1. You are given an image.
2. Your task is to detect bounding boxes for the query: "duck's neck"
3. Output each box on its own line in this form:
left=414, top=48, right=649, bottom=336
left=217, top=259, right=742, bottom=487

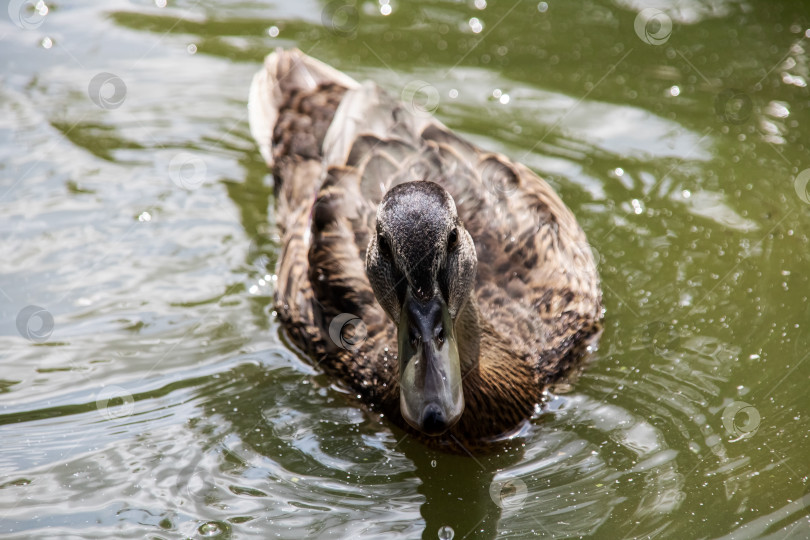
left=452, top=294, right=540, bottom=440
left=454, top=297, right=482, bottom=372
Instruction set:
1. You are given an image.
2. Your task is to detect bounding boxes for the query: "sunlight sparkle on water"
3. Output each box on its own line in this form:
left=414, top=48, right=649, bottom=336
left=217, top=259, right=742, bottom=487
left=33, top=1, right=48, bottom=17
left=469, top=17, right=483, bottom=33
left=268, top=26, right=279, bottom=37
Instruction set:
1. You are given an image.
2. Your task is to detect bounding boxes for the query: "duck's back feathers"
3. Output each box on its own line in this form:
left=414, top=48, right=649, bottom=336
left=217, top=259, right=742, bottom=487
left=249, top=48, right=359, bottom=167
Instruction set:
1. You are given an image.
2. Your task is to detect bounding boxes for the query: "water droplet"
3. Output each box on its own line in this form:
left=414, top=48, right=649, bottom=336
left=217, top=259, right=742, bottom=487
left=492, top=88, right=502, bottom=99
left=380, top=4, right=392, bottom=15
left=198, top=521, right=222, bottom=536
left=268, top=26, right=279, bottom=37
left=41, top=37, right=53, bottom=49
left=187, top=43, right=197, bottom=55
left=537, top=1, right=549, bottom=13
left=431, top=459, right=437, bottom=467
left=474, top=0, right=487, bottom=9
left=469, top=17, right=483, bottom=34
left=669, top=85, right=680, bottom=97
left=449, top=88, right=458, bottom=99
left=499, top=94, right=510, bottom=104
left=155, top=0, right=167, bottom=7
left=138, top=211, right=151, bottom=222
left=631, top=198, right=643, bottom=214
left=438, top=525, right=455, bottom=540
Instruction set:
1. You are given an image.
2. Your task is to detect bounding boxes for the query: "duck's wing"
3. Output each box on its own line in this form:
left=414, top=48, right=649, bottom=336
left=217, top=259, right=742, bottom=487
left=248, top=50, right=398, bottom=400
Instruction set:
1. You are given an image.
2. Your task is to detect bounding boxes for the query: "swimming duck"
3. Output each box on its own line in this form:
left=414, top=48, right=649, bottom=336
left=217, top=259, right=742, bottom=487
left=248, top=49, right=602, bottom=450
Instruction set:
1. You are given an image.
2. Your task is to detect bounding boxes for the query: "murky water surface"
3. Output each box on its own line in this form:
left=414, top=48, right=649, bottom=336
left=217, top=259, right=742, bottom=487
left=2, top=1, right=809, bottom=538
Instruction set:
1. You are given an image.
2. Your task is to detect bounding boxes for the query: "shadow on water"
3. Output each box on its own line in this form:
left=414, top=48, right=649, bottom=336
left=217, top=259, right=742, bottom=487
left=399, top=435, right=520, bottom=540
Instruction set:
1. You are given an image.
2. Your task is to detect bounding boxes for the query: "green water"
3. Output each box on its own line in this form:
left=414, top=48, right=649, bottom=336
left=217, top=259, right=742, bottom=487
left=1, top=0, right=809, bottom=538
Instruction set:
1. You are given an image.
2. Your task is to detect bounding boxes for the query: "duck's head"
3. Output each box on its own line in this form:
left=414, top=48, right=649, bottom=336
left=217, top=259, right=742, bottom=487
left=366, top=181, right=477, bottom=436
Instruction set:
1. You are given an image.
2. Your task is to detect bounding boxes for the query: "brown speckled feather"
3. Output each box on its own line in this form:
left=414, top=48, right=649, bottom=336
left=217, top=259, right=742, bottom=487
left=249, top=49, right=602, bottom=451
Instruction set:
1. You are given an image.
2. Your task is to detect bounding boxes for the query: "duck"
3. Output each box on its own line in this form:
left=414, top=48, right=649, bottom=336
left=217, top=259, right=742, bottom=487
left=248, top=49, right=602, bottom=451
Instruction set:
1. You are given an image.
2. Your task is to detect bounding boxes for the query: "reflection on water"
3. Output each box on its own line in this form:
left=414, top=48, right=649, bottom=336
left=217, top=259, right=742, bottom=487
left=1, top=0, right=809, bottom=538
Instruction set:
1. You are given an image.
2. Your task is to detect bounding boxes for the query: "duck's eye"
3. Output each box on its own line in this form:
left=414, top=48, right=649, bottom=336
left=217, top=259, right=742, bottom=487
left=447, top=228, right=459, bottom=251
left=377, top=235, right=392, bottom=258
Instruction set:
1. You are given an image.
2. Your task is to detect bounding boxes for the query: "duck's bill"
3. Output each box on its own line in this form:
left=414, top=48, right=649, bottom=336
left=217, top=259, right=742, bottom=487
left=398, top=294, right=464, bottom=436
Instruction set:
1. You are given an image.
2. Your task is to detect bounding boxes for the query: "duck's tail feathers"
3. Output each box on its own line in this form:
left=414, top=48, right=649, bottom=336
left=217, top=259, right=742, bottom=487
left=248, top=48, right=360, bottom=167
